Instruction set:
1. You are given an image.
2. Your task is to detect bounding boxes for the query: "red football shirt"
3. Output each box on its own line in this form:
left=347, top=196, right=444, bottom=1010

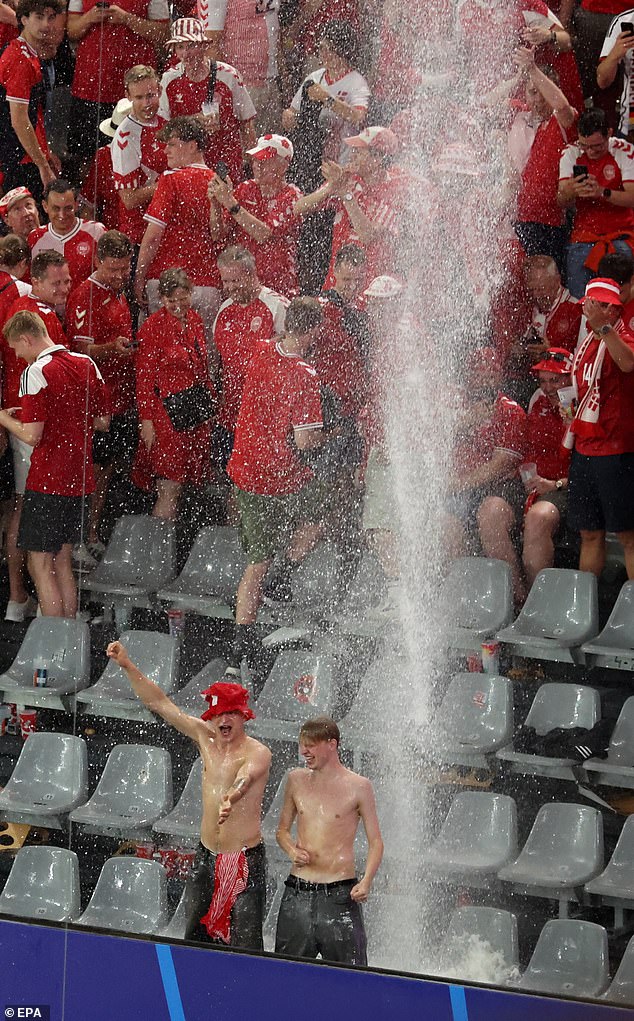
left=518, top=113, right=577, bottom=227
left=560, top=138, right=634, bottom=239
left=213, top=287, right=287, bottom=431
left=66, top=275, right=135, bottom=415
left=228, top=340, right=323, bottom=495
left=453, top=394, right=526, bottom=479
left=80, top=145, right=120, bottom=232
left=0, top=36, right=49, bottom=166
left=1, top=294, right=67, bottom=411
left=20, top=345, right=109, bottom=495
left=571, top=324, right=634, bottom=454
left=145, top=163, right=222, bottom=286
left=111, top=114, right=167, bottom=244
left=531, top=287, right=584, bottom=352
left=224, top=179, right=303, bottom=297
left=526, top=391, right=571, bottom=479
left=28, top=219, right=105, bottom=288
left=0, top=271, right=30, bottom=327
left=313, top=296, right=368, bottom=417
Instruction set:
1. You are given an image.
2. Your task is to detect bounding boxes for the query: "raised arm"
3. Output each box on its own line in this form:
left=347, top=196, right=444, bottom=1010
left=218, top=742, right=272, bottom=823
left=350, top=778, right=384, bottom=902
left=276, top=772, right=310, bottom=867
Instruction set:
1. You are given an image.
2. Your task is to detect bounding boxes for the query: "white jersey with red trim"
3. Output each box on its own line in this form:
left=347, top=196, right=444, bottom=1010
left=28, top=219, right=105, bottom=288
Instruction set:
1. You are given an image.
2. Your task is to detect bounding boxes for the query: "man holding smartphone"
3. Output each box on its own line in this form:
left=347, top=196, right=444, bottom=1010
left=597, top=13, right=634, bottom=140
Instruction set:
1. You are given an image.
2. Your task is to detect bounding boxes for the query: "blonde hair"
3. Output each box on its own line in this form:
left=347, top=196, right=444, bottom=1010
left=3, top=310, right=47, bottom=342
left=124, top=65, right=159, bottom=90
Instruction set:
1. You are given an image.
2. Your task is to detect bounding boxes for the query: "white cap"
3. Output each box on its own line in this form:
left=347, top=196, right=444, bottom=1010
left=363, top=275, right=403, bottom=299
left=246, top=134, right=294, bottom=161
left=100, top=98, right=132, bottom=138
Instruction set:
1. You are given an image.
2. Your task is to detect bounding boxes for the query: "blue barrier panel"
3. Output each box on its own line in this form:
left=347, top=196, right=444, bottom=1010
left=0, top=919, right=632, bottom=1021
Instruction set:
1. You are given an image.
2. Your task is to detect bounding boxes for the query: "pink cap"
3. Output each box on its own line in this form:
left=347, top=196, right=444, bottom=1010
left=344, top=126, right=400, bottom=156
left=247, top=133, right=294, bottom=161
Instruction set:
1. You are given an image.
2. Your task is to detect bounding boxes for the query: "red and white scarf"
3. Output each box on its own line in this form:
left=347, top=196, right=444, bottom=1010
left=199, top=848, right=249, bottom=943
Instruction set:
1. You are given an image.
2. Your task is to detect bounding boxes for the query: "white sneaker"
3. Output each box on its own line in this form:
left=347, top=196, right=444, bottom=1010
left=5, top=595, right=38, bottom=622
left=73, top=543, right=97, bottom=569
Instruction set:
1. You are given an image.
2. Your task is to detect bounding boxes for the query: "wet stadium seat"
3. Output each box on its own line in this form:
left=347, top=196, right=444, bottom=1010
left=0, top=733, right=88, bottom=828
left=499, top=803, right=603, bottom=916
left=518, top=919, right=609, bottom=997
left=82, top=515, right=177, bottom=612
left=582, top=581, right=634, bottom=671
left=0, top=846, right=80, bottom=922
left=153, top=758, right=202, bottom=845
left=438, top=906, right=519, bottom=978
left=582, top=697, right=634, bottom=789
left=251, top=648, right=337, bottom=741
left=172, top=659, right=229, bottom=716
left=431, top=673, right=513, bottom=769
left=159, top=881, right=200, bottom=941
left=158, top=525, right=247, bottom=620
left=496, top=569, right=599, bottom=664
left=70, top=744, right=172, bottom=839
left=442, top=557, right=513, bottom=652
left=0, top=618, right=91, bottom=710
left=586, top=815, right=634, bottom=929
left=76, top=857, right=169, bottom=934
left=420, top=791, right=517, bottom=887
left=77, top=630, right=179, bottom=720
left=603, top=935, right=634, bottom=1005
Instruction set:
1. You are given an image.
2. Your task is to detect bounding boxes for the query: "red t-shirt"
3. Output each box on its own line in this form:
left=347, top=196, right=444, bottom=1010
left=582, top=0, right=632, bottom=12
left=228, top=340, right=323, bottom=495
left=111, top=114, right=167, bottom=244
left=136, top=305, right=214, bottom=416
left=145, top=163, right=222, bottom=286
left=0, top=271, right=30, bottom=327
left=66, top=275, right=135, bottom=415
left=1, top=294, right=67, bottom=410
left=572, top=325, right=634, bottom=454
left=20, top=345, right=109, bottom=495
left=224, top=179, right=303, bottom=297
left=453, top=394, right=526, bottom=478
left=80, top=145, right=120, bottom=232
left=0, top=36, right=49, bottom=167
left=313, top=296, right=368, bottom=418
left=532, top=287, right=584, bottom=352
left=560, top=137, right=634, bottom=239
left=526, top=391, right=571, bottom=478
left=28, top=220, right=105, bottom=289
left=213, top=287, right=287, bottom=431
left=518, top=113, right=577, bottom=227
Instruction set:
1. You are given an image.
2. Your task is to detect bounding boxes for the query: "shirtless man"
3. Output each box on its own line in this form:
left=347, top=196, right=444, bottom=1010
left=106, top=641, right=271, bottom=949
left=275, top=716, right=383, bottom=966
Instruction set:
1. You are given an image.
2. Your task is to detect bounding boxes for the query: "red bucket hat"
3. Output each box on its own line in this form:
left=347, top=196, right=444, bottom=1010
left=201, top=682, right=255, bottom=721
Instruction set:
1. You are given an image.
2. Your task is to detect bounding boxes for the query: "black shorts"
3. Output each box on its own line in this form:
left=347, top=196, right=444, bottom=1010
left=17, top=491, right=88, bottom=553
left=568, top=450, right=634, bottom=533
left=446, top=477, right=526, bottom=534
left=93, top=411, right=138, bottom=468
left=0, top=445, right=14, bottom=502
left=184, top=841, right=266, bottom=951
left=275, top=875, right=367, bottom=966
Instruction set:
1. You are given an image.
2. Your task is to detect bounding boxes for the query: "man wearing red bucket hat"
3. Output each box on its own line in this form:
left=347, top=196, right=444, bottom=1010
left=106, top=640, right=271, bottom=949
left=567, top=276, right=634, bottom=578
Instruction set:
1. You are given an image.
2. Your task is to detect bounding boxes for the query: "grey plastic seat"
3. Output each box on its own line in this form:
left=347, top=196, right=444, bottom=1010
left=438, top=906, right=519, bottom=980
left=339, top=651, right=429, bottom=756
left=420, top=792, right=517, bottom=887
left=331, top=551, right=389, bottom=631
left=251, top=648, right=337, bottom=741
left=497, top=683, right=601, bottom=781
left=582, top=697, right=634, bottom=789
left=290, top=540, right=345, bottom=614
left=83, top=515, right=177, bottom=600
left=77, top=630, right=179, bottom=721
left=76, top=857, right=169, bottom=934
left=443, top=557, right=513, bottom=652
left=497, top=569, right=599, bottom=664
left=432, top=673, right=513, bottom=768
left=153, top=758, right=202, bottom=844
left=70, top=744, right=172, bottom=839
left=0, top=618, right=91, bottom=709
left=583, top=581, right=634, bottom=670
left=0, top=846, right=80, bottom=922
left=172, top=659, right=230, bottom=715
left=158, top=881, right=200, bottom=941
left=499, top=803, right=603, bottom=916
left=518, top=919, right=609, bottom=997
left=0, top=732, right=88, bottom=828
left=604, top=935, right=634, bottom=1005
left=158, top=525, right=246, bottom=619
left=586, top=815, right=634, bottom=928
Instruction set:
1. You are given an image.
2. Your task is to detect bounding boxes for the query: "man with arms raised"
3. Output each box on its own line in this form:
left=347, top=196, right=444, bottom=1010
left=275, top=716, right=383, bottom=966
left=106, top=640, right=271, bottom=950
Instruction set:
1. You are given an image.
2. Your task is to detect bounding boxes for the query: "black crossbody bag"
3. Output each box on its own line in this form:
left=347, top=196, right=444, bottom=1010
left=158, top=332, right=216, bottom=432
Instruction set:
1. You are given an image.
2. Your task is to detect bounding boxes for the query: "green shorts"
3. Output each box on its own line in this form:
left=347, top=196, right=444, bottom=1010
left=234, top=479, right=329, bottom=564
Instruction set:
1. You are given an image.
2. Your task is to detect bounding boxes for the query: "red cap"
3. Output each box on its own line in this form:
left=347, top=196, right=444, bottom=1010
left=0, top=186, right=33, bottom=216
left=583, top=277, right=623, bottom=306
left=201, top=682, right=255, bottom=721
left=531, top=347, right=573, bottom=374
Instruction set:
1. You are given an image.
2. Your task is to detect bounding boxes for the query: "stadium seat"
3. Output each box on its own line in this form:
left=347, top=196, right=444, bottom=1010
left=70, top=744, right=172, bottom=839
left=582, top=697, right=634, bottom=789
left=603, top=935, right=634, bottom=1005
left=251, top=648, right=336, bottom=741
left=338, top=650, right=427, bottom=757
left=0, top=618, right=91, bottom=710
left=82, top=515, right=177, bottom=610
left=420, top=792, right=517, bottom=887
left=77, top=630, right=179, bottom=720
left=442, top=557, right=513, bottom=652
left=518, top=919, right=609, bottom=997
left=159, top=881, right=200, bottom=941
left=330, top=550, right=389, bottom=632
left=496, top=682, right=601, bottom=781
left=438, top=906, right=519, bottom=979
left=0, top=733, right=88, bottom=828
left=0, top=846, right=80, bottom=922
left=496, top=569, right=599, bottom=664
left=158, top=525, right=246, bottom=619
left=290, top=540, right=346, bottom=614
left=262, top=769, right=291, bottom=867
left=76, top=857, right=169, bottom=934
left=431, top=673, right=513, bottom=769
left=152, top=758, right=202, bottom=845
left=586, top=815, right=634, bottom=929
left=582, top=581, right=634, bottom=671
left=499, top=803, right=604, bottom=916
left=171, top=659, right=230, bottom=715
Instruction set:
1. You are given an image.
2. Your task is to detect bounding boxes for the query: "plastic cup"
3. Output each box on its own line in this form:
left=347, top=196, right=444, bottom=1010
left=558, top=385, right=577, bottom=421
left=167, top=608, right=185, bottom=638
left=18, top=709, right=37, bottom=739
left=519, top=462, right=537, bottom=488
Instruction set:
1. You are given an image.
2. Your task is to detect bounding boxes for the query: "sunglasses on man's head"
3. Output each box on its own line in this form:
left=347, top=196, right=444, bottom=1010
left=544, top=352, right=570, bottom=364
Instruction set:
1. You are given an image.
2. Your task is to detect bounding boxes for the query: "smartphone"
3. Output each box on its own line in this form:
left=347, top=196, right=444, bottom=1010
left=622, top=20, right=634, bottom=34
left=573, top=164, right=588, bottom=179
left=216, top=161, right=229, bottom=181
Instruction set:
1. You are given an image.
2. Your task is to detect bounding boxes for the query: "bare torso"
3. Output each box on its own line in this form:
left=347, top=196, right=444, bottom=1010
left=198, top=729, right=268, bottom=853
left=289, top=766, right=365, bottom=882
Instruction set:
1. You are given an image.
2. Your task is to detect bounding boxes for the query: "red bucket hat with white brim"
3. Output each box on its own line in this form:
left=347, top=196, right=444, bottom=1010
left=583, top=277, right=623, bottom=306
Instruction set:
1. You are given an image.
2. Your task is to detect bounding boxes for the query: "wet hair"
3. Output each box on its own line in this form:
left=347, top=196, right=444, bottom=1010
left=31, top=250, right=67, bottom=280
left=524, top=254, right=559, bottom=277
left=597, top=252, right=634, bottom=285
left=285, top=296, right=323, bottom=335
left=334, top=243, right=366, bottom=269
left=124, top=65, right=160, bottom=90
left=578, top=108, right=608, bottom=139
left=0, top=234, right=30, bottom=269
left=97, top=230, right=133, bottom=261
left=158, top=267, right=192, bottom=295
left=158, top=115, right=208, bottom=151
left=3, top=309, right=47, bottom=341
left=17, top=0, right=64, bottom=20
left=319, top=19, right=358, bottom=66
left=299, top=716, right=340, bottom=746
left=217, top=245, right=257, bottom=273
left=43, top=178, right=78, bottom=201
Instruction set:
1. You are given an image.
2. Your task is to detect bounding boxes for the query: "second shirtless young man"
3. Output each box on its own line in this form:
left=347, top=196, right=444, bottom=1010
left=275, top=716, right=383, bottom=966
left=107, top=641, right=271, bottom=950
